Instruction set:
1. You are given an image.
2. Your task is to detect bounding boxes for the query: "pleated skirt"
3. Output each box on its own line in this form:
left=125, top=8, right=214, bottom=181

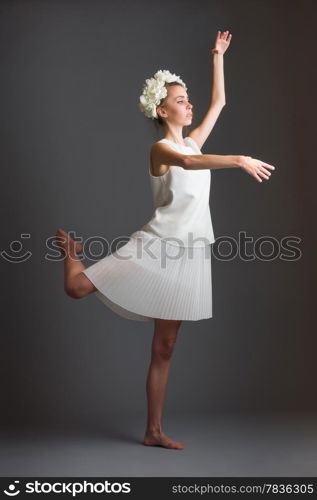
left=82, top=230, right=213, bottom=322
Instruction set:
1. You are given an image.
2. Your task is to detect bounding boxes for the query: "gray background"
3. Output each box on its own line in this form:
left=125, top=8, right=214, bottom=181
left=1, top=0, right=316, bottom=476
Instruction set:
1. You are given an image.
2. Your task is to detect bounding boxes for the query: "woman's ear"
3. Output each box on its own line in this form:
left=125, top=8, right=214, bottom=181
left=157, top=106, right=166, bottom=119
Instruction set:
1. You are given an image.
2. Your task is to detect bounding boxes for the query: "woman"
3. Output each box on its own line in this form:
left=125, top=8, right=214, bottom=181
left=55, top=31, right=275, bottom=450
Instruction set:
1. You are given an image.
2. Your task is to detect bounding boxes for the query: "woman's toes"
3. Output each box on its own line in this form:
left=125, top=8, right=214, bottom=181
left=55, top=228, right=83, bottom=255
left=75, top=241, right=84, bottom=254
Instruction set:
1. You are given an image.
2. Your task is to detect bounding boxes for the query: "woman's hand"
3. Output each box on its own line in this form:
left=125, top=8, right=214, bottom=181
left=211, top=30, right=232, bottom=55
left=238, top=156, right=276, bottom=183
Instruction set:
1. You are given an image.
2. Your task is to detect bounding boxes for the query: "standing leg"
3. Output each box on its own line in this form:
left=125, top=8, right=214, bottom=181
left=143, top=318, right=184, bottom=449
left=55, top=228, right=97, bottom=298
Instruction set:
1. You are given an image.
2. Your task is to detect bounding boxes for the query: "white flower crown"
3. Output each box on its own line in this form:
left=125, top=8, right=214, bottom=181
left=138, top=69, right=187, bottom=119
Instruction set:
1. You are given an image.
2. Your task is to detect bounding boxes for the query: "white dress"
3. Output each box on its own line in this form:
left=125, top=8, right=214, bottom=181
left=82, top=136, right=215, bottom=322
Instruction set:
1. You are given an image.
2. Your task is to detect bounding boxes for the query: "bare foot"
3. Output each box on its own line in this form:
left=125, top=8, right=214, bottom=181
left=143, top=431, right=185, bottom=450
left=55, top=228, right=83, bottom=257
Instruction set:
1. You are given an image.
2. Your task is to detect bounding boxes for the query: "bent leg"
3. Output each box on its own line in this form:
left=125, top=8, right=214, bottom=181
left=55, top=228, right=97, bottom=299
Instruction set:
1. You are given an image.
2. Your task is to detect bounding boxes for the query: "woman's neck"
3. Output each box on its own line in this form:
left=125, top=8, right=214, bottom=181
left=164, top=128, right=185, bottom=146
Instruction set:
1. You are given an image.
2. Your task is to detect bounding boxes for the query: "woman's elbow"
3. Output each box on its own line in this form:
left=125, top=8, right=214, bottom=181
left=182, top=155, right=192, bottom=170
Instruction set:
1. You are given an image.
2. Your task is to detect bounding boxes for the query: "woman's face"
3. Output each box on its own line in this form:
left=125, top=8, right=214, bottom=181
left=157, top=84, right=193, bottom=126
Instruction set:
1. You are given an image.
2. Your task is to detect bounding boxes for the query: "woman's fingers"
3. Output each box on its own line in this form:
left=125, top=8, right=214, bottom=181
left=257, top=165, right=275, bottom=181
left=258, top=166, right=271, bottom=177
left=260, top=161, right=275, bottom=170
left=254, top=172, right=263, bottom=183
left=254, top=159, right=276, bottom=182
left=242, top=156, right=276, bottom=182
left=259, top=171, right=270, bottom=179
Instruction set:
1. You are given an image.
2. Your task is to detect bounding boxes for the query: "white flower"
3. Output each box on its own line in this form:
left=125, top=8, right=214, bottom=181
left=138, top=69, right=187, bottom=119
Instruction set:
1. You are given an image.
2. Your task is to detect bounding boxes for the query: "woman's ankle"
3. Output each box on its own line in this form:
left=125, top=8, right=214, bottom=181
left=145, top=424, right=162, bottom=434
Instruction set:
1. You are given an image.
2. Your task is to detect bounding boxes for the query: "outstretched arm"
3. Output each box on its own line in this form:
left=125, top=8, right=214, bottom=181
left=189, top=30, right=232, bottom=150
left=151, top=143, right=275, bottom=183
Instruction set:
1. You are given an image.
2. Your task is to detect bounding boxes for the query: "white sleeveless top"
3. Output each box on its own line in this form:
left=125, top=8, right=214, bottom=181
left=133, top=136, right=215, bottom=247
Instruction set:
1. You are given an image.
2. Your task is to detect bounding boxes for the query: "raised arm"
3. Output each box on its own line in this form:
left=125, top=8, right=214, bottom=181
left=151, top=143, right=275, bottom=183
left=189, top=30, right=232, bottom=149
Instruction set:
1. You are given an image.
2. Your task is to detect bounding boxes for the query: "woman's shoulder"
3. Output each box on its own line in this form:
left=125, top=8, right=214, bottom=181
left=151, top=136, right=201, bottom=152
left=150, top=139, right=180, bottom=156
left=153, top=138, right=175, bottom=147
left=152, top=137, right=193, bottom=151
left=184, top=136, right=201, bottom=153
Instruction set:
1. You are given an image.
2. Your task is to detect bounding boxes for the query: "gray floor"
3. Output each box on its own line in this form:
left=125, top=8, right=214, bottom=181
left=1, top=411, right=317, bottom=476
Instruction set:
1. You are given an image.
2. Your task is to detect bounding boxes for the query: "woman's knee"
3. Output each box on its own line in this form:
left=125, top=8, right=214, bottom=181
left=65, top=273, right=96, bottom=299
left=153, top=337, right=177, bottom=360
left=64, top=283, right=85, bottom=299
left=152, top=323, right=182, bottom=360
